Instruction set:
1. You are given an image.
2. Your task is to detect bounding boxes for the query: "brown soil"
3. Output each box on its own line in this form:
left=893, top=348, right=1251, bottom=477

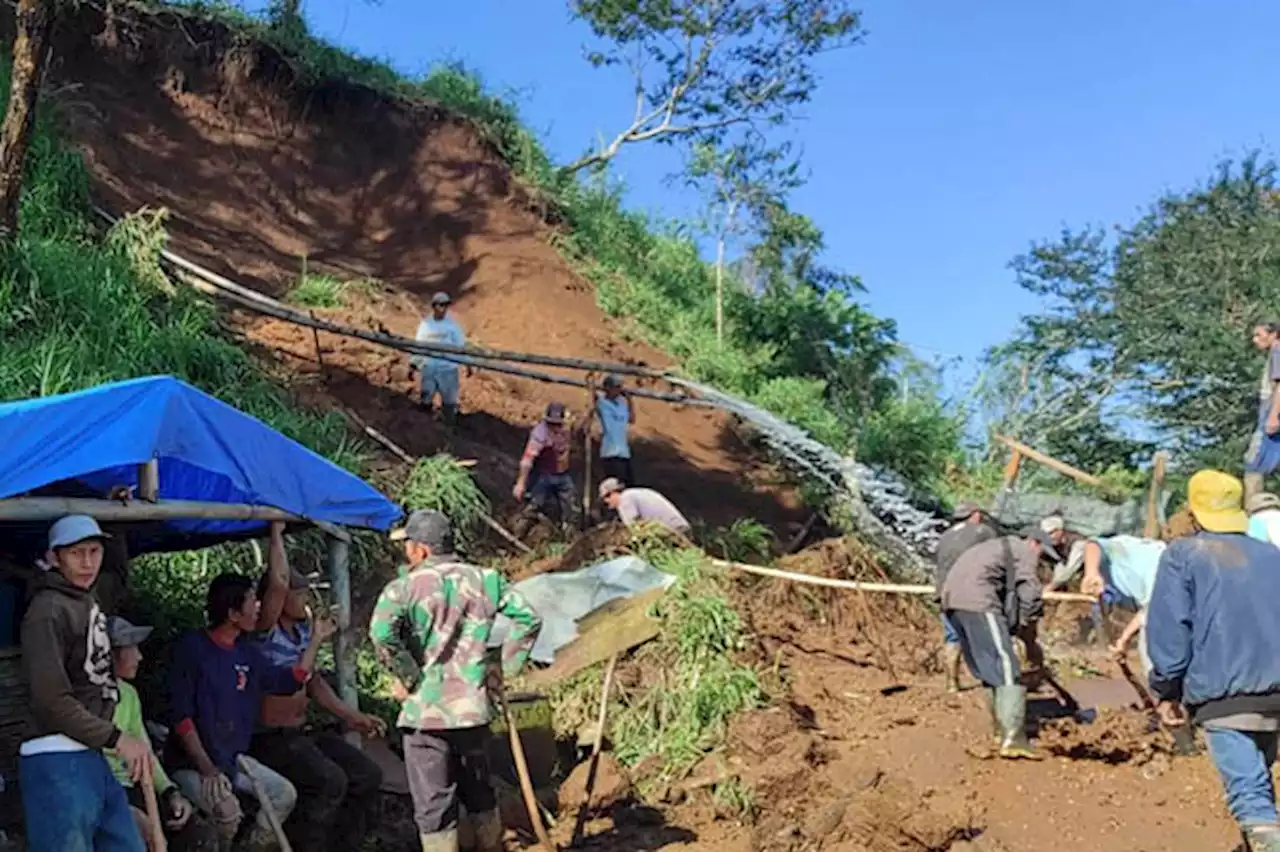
left=41, top=3, right=806, bottom=539
left=20, top=7, right=1251, bottom=851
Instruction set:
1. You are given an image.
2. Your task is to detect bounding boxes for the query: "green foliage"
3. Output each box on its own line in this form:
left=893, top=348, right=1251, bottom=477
left=398, top=455, right=490, bottom=546
left=857, top=395, right=966, bottom=494
left=702, top=518, right=773, bottom=563
left=712, top=776, right=759, bottom=822
left=568, top=0, right=864, bottom=173
left=288, top=271, right=345, bottom=308
left=992, top=155, right=1280, bottom=471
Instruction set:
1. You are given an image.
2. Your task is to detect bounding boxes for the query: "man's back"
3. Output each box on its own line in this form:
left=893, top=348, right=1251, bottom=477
left=934, top=522, right=996, bottom=587
left=942, top=536, right=1025, bottom=614
left=617, top=488, right=689, bottom=533
left=1149, top=533, right=1280, bottom=714
left=370, top=557, right=540, bottom=731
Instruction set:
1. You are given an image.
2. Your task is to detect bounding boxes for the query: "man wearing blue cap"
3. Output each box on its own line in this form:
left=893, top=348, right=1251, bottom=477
left=20, top=515, right=152, bottom=851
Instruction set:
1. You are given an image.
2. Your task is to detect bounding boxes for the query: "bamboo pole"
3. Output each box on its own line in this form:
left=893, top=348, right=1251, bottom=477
left=326, top=533, right=359, bottom=722
left=709, top=558, right=1096, bottom=603
left=93, top=206, right=680, bottom=383
left=581, top=376, right=595, bottom=531
left=140, top=761, right=167, bottom=852
left=993, top=434, right=1126, bottom=498
left=137, top=460, right=159, bottom=503
left=498, top=684, right=556, bottom=852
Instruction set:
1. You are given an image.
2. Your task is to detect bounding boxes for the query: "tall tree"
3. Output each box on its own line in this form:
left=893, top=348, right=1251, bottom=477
left=565, top=0, right=863, bottom=174
left=683, top=136, right=800, bottom=344
left=0, top=0, right=56, bottom=241
left=994, top=155, right=1280, bottom=470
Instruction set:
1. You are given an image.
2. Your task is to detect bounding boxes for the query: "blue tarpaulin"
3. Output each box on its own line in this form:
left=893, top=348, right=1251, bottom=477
left=0, top=375, right=401, bottom=555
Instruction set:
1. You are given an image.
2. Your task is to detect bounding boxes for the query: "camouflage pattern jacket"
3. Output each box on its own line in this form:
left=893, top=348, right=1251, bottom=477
left=369, top=554, right=542, bottom=730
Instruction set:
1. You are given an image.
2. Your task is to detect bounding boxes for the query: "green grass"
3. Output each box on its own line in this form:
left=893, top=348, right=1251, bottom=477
left=546, top=536, right=764, bottom=790
left=398, top=454, right=491, bottom=547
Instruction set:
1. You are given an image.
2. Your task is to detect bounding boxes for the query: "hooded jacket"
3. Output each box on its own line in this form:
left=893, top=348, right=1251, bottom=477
left=21, top=569, right=121, bottom=750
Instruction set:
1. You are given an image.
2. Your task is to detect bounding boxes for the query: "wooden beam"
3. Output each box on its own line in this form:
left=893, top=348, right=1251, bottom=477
left=325, top=533, right=359, bottom=733
left=1145, top=451, right=1169, bottom=538
left=992, top=434, right=1126, bottom=498
left=524, top=588, right=667, bottom=688
left=137, top=460, right=159, bottom=503
left=0, top=496, right=351, bottom=541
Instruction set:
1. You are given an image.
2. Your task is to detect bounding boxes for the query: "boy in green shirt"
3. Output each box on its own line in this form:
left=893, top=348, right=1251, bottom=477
left=106, top=616, right=220, bottom=852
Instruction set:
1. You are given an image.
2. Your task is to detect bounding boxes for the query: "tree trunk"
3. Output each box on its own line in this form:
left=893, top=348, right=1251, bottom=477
left=714, top=235, right=726, bottom=345
left=0, top=0, right=54, bottom=242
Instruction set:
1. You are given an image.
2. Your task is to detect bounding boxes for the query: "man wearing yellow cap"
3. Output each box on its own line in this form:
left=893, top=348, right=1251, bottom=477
left=1147, top=470, right=1280, bottom=852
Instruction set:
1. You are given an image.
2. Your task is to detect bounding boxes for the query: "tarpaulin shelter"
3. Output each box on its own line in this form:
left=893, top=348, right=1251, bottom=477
left=0, top=376, right=401, bottom=832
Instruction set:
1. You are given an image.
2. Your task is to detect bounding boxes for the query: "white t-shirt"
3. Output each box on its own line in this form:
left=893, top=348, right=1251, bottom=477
left=596, top=395, right=631, bottom=459
left=414, top=316, right=467, bottom=372
left=616, top=488, right=689, bottom=533
left=1248, top=509, right=1280, bottom=547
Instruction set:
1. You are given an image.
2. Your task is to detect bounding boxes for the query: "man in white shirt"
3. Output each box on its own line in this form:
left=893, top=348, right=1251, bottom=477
left=413, top=292, right=470, bottom=428
left=598, top=478, right=690, bottom=536
left=595, top=374, right=635, bottom=485
left=1248, top=492, right=1280, bottom=547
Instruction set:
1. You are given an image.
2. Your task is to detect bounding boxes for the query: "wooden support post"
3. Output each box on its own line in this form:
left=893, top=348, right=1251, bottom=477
left=993, top=434, right=1126, bottom=498
left=137, top=459, right=159, bottom=503
left=582, top=376, right=595, bottom=531
left=995, top=447, right=1024, bottom=518
left=1145, top=451, right=1169, bottom=538
left=325, top=531, right=359, bottom=732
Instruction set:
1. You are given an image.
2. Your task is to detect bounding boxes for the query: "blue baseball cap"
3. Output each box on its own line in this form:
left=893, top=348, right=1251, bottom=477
left=48, top=515, right=110, bottom=550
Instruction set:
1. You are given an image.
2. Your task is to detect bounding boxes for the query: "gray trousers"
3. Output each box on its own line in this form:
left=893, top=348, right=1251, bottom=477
left=947, top=609, right=1021, bottom=688
left=403, top=726, right=496, bottom=834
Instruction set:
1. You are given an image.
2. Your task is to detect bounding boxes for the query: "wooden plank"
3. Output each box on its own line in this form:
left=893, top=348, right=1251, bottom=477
left=1145, top=451, right=1169, bottom=538
left=524, top=588, right=667, bottom=688
left=137, top=460, right=159, bottom=503
left=993, top=434, right=1126, bottom=497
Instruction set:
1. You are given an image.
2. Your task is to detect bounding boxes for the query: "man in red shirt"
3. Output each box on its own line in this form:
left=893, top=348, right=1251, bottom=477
left=512, top=402, right=577, bottom=534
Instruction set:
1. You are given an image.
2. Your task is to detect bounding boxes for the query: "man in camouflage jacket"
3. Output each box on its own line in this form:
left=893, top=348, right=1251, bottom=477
left=370, top=510, right=543, bottom=852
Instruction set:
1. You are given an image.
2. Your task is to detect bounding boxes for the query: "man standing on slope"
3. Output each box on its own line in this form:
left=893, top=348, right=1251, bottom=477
left=595, top=374, right=636, bottom=486
left=20, top=514, right=151, bottom=852
left=1245, top=322, right=1280, bottom=501
left=942, top=528, right=1059, bottom=759
left=370, top=510, right=543, bottom=852
left=598, top=477, right=690, bottom=536
left=413, top=291, right=471, bottom=429
left=933, top=502, right=998, bottom=693
left=513, top=402, right=577, bottom=534
left=1147, top=470, right=1280, bottom=852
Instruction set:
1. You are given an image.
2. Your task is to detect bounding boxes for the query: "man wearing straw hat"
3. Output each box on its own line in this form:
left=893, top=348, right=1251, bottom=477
left=1148, top=470, right=1280, bottom=852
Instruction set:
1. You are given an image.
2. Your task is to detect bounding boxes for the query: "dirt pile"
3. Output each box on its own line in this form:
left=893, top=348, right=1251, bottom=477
left=38, top=2, right=806, bottom=536
left=1037, top=712, right=1173, bottom=765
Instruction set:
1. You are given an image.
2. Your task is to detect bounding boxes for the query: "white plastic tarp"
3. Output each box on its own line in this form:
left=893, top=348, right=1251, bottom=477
left=490, top=555, right=675, bottom=665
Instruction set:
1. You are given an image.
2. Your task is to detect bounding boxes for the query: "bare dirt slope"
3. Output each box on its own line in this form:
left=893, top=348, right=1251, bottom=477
left=45, top=5, right=805, bottom=533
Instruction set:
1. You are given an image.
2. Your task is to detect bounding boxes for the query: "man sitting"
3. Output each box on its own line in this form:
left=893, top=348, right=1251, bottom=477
left=106, top=616, right=219, bottom=851
left=598, top=478, right=690, bottom=536
left=250, top=566, right=385, bottom=851
left=168, top=568, right=329, bottom=848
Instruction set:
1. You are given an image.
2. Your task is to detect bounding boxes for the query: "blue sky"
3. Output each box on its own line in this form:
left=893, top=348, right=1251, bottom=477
left=282, top=0, right=1280, bottom=373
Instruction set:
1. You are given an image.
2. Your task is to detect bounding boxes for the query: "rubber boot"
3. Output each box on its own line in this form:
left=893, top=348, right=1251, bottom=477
left=420, top=828, right=460, bottom=852
left=442, top=404, right=459, bottom=432
left=944, top=644, right=964, bottom=693
left=1245, top=825, right=1280, bottom=852
left=994, top=685, right=1042, bottom=760
left=1246, top=472, right=1266, bottom=504
left=471, top=809, right=503, bottom=852
left=987, top=687, right=1001, bottom=744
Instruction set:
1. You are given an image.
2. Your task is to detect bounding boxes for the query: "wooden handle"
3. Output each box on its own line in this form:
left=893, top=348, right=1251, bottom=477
left=499, top=687, right=557, bottom=851
left=139, top=761, right=167, bottom=852
left=236, top=756, right=294, bottom=852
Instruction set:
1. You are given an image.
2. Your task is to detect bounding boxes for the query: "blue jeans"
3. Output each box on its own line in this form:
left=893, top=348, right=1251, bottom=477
left=941, top=612, right=960, bottom=645
left=1205, top=727, right=1280, bottom=827
left=20, top=750, right=145, bottom=852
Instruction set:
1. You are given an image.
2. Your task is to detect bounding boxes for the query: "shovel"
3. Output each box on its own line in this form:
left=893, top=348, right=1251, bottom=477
left=1038, top=667, right=1097, bottom=725
left=1115, top=656, right=1197, bottom=755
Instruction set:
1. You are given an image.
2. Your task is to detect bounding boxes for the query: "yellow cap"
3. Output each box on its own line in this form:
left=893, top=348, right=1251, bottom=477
left=1187, top=469, right=1248, bottom=534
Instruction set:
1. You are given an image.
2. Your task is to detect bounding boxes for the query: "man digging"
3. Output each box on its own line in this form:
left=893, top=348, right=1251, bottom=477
left=933, top=502, right=998, bottom=693
left=942, top=528, right=1060, bottom=759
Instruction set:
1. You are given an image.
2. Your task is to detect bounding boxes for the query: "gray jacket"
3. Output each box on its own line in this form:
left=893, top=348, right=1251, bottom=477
left=941, top=536, right=1044, bottom=629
